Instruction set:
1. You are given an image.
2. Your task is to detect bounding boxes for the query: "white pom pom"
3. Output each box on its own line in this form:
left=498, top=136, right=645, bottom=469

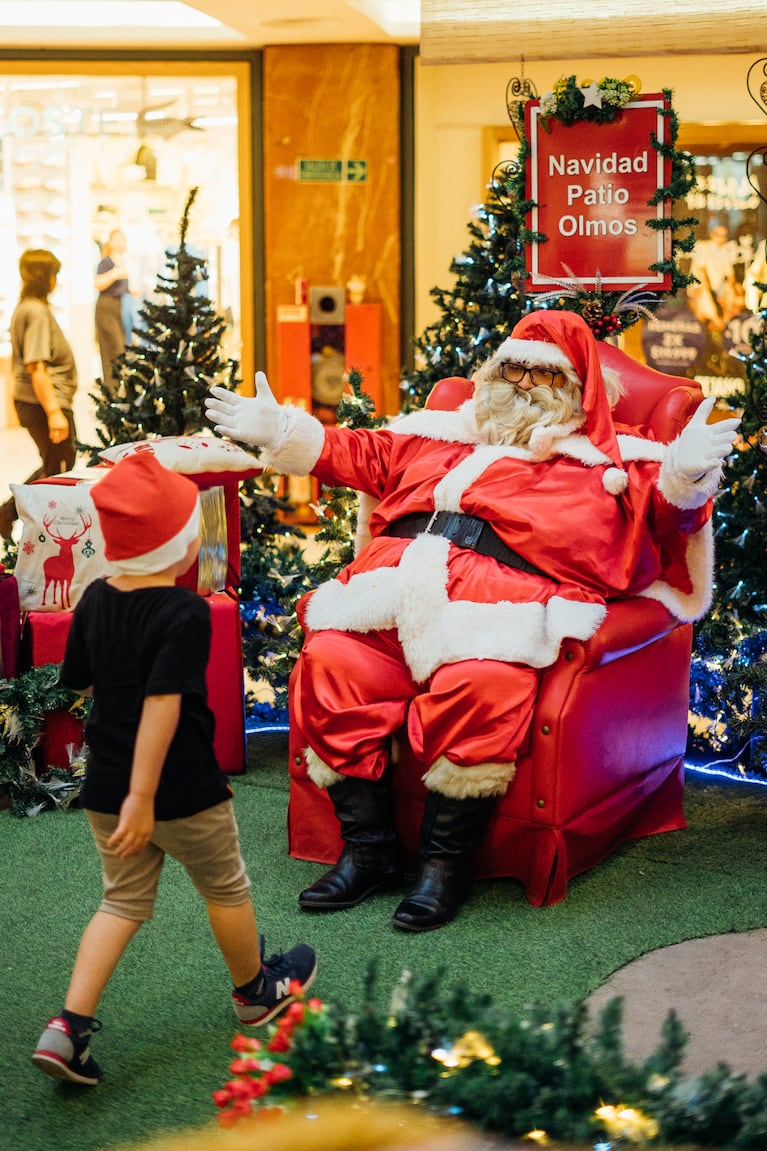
left=603, top=466, right=628, bottom=494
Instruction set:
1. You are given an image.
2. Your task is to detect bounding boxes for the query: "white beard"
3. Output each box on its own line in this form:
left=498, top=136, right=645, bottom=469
left=474, top=377, right=583, bottom=447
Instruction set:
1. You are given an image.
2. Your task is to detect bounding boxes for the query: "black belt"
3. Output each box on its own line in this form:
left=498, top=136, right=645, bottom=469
left=382, top=512, right=550, bottom=579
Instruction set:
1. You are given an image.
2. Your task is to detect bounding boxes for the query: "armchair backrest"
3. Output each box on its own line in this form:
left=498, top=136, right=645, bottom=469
left=425, top=341, right=703, bottom=444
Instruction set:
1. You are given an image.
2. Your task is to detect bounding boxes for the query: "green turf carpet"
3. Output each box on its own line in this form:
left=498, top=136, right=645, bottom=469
left=1, top=731, right=765, bottom=1151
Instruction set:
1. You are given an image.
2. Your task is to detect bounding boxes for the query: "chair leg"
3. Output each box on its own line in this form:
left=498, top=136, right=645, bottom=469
left=298, top=774, right=405, bottom=911
left=391, top=790, right=496, bottom=932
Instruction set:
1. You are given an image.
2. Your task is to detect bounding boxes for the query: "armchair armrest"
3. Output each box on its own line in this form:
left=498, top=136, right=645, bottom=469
left=567, top=597, right=679, bottom=672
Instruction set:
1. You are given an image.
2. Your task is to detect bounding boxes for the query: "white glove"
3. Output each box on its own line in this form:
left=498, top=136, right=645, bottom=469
left=675, top=394, right=740, bottom=480
left=204, top=372, right=283, bottom=448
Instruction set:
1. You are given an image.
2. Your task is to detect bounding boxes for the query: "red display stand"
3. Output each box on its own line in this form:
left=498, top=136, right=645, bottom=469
left=344, top=303, right=382, bottom=411
left=276, top=317, right=312, bottom=409
left=21, top=589, right=245, bottom=775
left=276, top=302, right=383, bottom=413
left=0, top=573, right=20, bottom=681
left=17, top=468, right=249, bottom=776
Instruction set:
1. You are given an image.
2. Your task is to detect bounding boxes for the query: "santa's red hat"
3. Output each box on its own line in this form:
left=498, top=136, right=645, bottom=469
left=92, top=452, right=200, bottom=575
left=495, top=310, right=626, bottom=490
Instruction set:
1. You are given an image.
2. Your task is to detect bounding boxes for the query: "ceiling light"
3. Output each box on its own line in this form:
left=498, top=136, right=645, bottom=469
left=0, top=1, right=222, bottom=28
left=348, top=1, right=420, bottom=37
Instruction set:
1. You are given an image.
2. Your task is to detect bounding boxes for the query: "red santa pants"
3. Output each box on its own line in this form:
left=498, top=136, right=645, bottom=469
left=292, top=628, right=540, bottom=781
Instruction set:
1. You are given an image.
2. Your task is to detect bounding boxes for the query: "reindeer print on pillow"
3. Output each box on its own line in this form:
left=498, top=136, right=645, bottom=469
left=11, top=483, right=116, bottom=613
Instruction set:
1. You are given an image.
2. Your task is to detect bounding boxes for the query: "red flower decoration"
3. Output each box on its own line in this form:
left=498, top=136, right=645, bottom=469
left=267, top=1031, right=291, bottom=1054
left=264, top=1063, right=293, bottom=1086
left=231, top=1034, right=261, bottom=1053
left=230, top=1057, right=261, bottom=1075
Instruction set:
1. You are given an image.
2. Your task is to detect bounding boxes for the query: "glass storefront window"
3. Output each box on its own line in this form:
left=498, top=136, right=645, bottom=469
left=0, top=63, right=252, bottom=435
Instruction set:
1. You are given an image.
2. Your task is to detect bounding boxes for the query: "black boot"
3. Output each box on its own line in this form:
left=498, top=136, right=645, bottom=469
left=299, top=774, right=404, bottom=911
left=391, top=791, right=496, bottom=932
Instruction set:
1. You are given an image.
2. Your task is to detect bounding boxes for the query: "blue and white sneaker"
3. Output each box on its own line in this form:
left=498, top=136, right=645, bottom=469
left=32, top=1016, right=102, bottom=1086
left=232, top=943, right=317, bottom=1026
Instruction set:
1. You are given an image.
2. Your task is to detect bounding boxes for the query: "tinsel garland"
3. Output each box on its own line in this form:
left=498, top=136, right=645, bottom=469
left=0, top=663, right=90, bottom=817
left=505, top=76, right=697, bottom=336
left=213, top=964, right=767, bottom=1148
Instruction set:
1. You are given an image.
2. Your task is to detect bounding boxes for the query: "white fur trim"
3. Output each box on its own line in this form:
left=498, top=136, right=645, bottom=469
left=528, top=419, right=583, bottom=459
left=305, top=533, right=607, bottom=683
left=657, top=438, right=722, bottom=509
left=617, top=435, right=666, bottom=462
left=638, top=521, right=714, bottom=621
left=494, top=337, right=574, bottom=373
left=603, top=467, right=629, bottom=494
left=305, top=567, right=401, bottom=634
left=553, top=433, right=613, bottom=467
left=423, top=755, right=515, bottom=799
left=260, top=406, right=326, bottom=476
left=388, top=403, right=480, bottom=444
left=305, top=747, right=344, bottom=788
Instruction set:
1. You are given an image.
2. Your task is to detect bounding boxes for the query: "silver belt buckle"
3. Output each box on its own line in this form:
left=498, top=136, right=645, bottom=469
left=423, top=510, right=440, bottom=534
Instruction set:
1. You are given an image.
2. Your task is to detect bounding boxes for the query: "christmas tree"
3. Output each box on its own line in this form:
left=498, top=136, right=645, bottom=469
left=78, top=189, right=315, bottom=722
left=83, top=186, right=240, bottom=453
left=403, top=173, right=528, bottom=411
left=688, top=292, right=767, bottom=778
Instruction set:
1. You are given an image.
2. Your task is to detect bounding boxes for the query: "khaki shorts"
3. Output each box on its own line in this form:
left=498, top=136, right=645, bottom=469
left=87, top=800, right=252, bottom=922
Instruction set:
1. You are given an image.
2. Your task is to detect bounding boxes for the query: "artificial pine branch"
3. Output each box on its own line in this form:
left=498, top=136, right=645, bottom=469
left=0, top=664, right=90, bottom=816
left=688, top=298, right=767, bottom=776
left=215, top=962, right=767, bottom=1147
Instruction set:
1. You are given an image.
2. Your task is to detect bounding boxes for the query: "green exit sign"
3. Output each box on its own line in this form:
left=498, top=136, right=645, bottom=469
left=298, top=158, right=367, bottom=184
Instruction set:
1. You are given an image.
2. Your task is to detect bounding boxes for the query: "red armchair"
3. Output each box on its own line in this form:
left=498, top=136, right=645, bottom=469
left=287, top=343, right=703, bottom=906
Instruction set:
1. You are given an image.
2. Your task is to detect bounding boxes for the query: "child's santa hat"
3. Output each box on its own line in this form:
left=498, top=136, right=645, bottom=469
left=92, top=452, right=200, bottom=575
left=495, top=310, right=628, bottom=493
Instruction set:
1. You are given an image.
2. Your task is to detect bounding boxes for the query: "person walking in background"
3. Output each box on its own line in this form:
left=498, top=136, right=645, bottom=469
left=95, top=228, right=131, bottom=393
left=0, top=248, right=77, bottom=541
left=31, top=453, right=317, bottom=1086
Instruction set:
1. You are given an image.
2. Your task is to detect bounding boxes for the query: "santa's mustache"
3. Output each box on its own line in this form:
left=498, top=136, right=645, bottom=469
left=474, top=377, right=583, bottom=447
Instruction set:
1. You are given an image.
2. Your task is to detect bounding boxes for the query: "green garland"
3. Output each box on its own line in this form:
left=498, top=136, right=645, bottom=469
left=212, top=964, right=767, bottom=1148
left=505, top=75, right=697, bottom=337
left=0, top=663, right=90, bottom=817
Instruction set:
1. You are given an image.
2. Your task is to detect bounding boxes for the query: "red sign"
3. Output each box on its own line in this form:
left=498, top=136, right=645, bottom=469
left=525, top=95, right=671, bottom=292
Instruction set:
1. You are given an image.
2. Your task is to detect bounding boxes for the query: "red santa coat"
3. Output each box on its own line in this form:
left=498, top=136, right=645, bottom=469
left=265, top=398, right=716, bottom=788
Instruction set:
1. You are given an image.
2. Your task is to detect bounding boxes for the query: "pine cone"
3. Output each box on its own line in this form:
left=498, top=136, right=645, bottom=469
left=581, top=299, right=604, bottom=324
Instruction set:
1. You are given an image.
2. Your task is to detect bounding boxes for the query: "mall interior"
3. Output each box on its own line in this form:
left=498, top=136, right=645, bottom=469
left=2, top=7, right=767, bottom=1151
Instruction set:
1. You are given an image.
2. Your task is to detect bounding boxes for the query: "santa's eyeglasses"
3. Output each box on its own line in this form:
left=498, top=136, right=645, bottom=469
left=500, top=362, right=564, bottom=388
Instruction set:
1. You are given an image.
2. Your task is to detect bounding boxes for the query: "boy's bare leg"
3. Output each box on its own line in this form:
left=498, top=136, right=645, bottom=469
left=206, top=900, right=261, bottom=986
left=64, top=911, right=143, bottom=1017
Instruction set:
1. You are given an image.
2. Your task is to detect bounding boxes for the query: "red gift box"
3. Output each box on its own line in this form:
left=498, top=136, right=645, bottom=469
left=22, top=589, right=245, bottom=775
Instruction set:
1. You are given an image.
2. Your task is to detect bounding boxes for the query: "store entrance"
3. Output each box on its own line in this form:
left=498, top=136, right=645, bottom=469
left=0, top=63, right=251, bottom=439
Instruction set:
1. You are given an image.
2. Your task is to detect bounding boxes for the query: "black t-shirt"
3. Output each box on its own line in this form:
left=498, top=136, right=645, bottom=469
left=60, top=579, right=232, bottom=819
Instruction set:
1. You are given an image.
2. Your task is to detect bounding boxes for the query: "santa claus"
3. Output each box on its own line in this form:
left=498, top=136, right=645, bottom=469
left=205, top=311, right=739, bottom=932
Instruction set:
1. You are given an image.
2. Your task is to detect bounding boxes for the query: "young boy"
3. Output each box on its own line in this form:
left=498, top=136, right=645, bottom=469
left=32, top=452, right=316, bottom=1086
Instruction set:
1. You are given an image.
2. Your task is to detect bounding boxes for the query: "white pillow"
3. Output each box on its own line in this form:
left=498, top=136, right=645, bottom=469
left=98, top=434, right=260, bottom=476
left=11, top=481, right=116, bottom=612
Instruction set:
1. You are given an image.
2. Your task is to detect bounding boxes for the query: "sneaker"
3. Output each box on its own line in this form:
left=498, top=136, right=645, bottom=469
left=32, top=1016, right=102, bottom=1086
left=232, top=943, right=317, bottom=1026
